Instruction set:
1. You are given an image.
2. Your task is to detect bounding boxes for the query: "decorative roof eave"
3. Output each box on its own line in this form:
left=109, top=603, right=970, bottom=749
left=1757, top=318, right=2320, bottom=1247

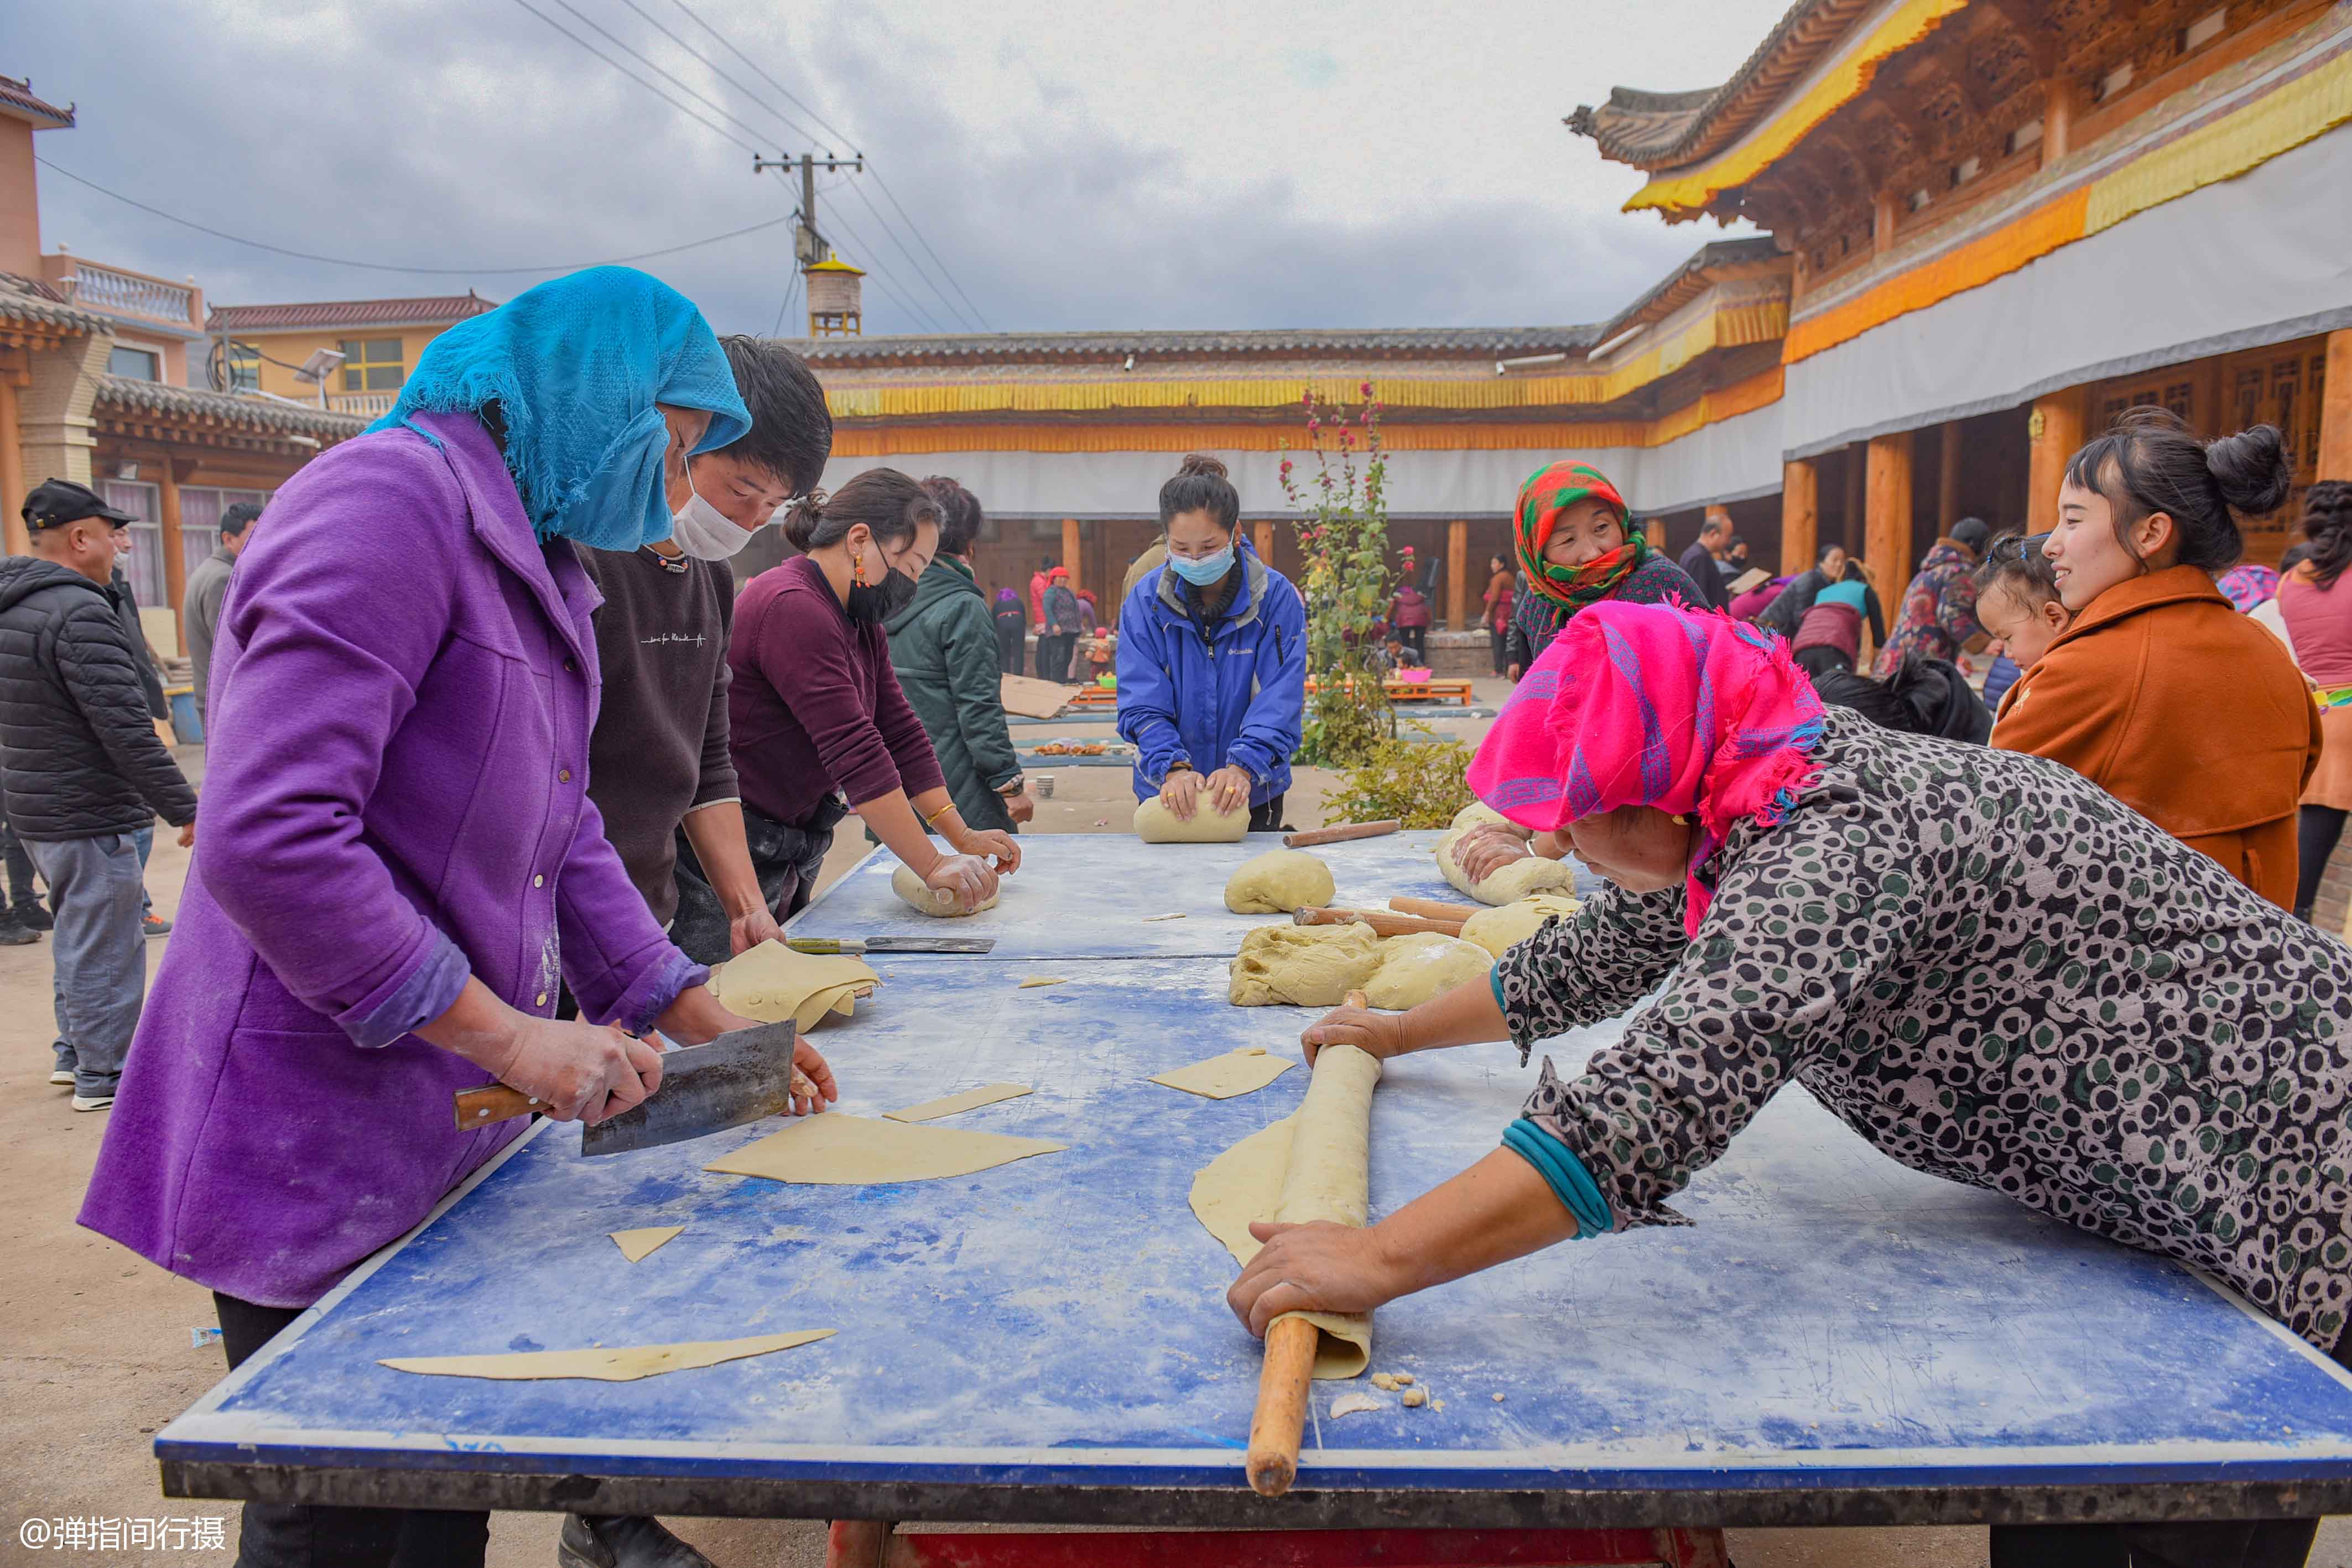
left=0, top=76, right=74, bottom=129
left=1614, top=0, right=1972, bottom=218
left=1593, top=238, right=1789, bottom=340
left=205, top=293, right=497, bottom=334
left=92, top=376, right=370, bottom=447
left=0, top=279, right=107, bottom=340
left=778, top=324, right=1607, bottom=370
left=1568, top=0, right=1879, bottom=168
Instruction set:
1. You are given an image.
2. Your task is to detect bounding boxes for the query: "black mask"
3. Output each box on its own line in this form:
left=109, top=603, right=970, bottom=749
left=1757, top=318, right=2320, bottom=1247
left=846, top=565, right=919, bottom=623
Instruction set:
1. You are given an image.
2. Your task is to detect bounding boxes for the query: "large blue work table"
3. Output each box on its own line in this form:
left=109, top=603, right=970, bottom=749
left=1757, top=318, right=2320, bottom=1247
left=158, top=833, right=2352, bottom=1529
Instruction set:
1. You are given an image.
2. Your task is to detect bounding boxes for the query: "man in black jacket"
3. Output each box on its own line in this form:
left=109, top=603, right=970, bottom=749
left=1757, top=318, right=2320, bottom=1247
left=0, top=481, right=198, bottom=1110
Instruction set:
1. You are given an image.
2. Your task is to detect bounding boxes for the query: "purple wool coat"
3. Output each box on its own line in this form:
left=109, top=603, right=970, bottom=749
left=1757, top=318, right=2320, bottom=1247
left=80, top=412, right=705, bottom=1309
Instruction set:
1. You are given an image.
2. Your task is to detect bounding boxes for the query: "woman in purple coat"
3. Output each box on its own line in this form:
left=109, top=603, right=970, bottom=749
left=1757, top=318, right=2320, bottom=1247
left=79, top=268, right=834, bottom=1567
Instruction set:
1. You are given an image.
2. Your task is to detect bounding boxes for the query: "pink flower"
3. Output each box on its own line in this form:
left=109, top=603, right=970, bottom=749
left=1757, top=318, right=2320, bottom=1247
left=1360, top=381, right=1374, bottom=397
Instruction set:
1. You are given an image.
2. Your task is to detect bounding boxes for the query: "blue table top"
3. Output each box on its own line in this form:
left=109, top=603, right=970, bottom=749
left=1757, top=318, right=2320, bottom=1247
left=157, top=846, right=2352, bottom=1527
left=791, top=832, right=1601, bottom=961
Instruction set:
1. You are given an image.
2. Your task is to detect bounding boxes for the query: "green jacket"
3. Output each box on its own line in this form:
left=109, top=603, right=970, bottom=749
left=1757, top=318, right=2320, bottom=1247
left=887, top=556, right=1022, bottom=834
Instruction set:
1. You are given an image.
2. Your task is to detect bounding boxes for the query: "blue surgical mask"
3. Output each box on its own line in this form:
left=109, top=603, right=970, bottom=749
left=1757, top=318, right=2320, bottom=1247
left=1169, top=543, right=1235, bottom=587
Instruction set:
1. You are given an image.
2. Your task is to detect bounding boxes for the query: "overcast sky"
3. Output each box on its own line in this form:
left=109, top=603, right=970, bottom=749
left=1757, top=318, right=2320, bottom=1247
left=11, top=1, right=1767, bottom=338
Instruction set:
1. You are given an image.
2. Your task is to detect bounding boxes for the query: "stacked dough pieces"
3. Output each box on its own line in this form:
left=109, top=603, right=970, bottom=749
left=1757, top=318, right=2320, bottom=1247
left=1229, top=923, right=1492, bottom=1009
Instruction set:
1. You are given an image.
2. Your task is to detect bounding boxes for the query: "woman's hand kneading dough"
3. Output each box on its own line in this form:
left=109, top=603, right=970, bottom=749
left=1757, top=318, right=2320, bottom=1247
left=1300, top=1004, right=1409, bottom=1067
left=927, top=852, right=1000, bottom=913
left=1159, top=768, right=1204, bottom=821
left=1456, top=822, right=1535, bottom=884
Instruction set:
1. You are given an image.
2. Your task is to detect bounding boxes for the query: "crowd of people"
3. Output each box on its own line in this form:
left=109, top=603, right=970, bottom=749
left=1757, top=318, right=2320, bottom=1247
left=3, top=262, right=2349, bottom=1567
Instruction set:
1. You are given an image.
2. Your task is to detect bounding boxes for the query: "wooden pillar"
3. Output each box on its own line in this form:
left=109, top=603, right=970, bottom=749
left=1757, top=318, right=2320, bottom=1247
left=1781, top=459, right=1818, bottom=574
left=1643, top=517, right=1665, bottom=548
left=1060, top=517, right=1081, bottom=603
left=0, top=376, right=24, bottom=558
left=1841, top=445, right=1866, bottom=552
left=1865, top=433, right=1915, bottom=613
left=158, top=454, right=189, bottom=655
left=2319, top=328, right=2352, bottom=481
left=1253, top=519, right=1276, bottom=568
left=2041, top=77, right=2077, bottom=165
left=1872, top=190, right=1900, bottom=256
left=2027, top=387, right=2088, bottom=535
left=1937, top=421, right=1963, bottom=530
left=1445, top=518, right=1469, bottom=629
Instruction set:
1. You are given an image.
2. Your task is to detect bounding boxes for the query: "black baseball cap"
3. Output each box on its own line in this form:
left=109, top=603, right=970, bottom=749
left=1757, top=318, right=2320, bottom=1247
left=23, top=478, right=134, bottom=532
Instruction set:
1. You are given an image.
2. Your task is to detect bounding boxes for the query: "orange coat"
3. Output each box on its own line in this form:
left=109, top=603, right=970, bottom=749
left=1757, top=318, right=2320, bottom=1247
left=1992, top=564, right=2320, bottom=907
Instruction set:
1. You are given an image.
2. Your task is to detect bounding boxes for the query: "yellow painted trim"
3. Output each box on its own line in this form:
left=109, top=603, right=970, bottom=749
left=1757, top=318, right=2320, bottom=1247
left=2084, top=48, right=2352, bottom=233
left=826, top=368, right=1786, bottom=457
left=1626, top=0, right=1972, bottom=216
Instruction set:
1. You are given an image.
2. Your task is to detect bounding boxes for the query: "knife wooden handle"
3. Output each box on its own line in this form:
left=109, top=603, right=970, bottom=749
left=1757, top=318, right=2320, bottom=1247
left=453, top=1083, right=545, bottom=1131
left=1283, top=819, right=1401, bottom=848
left=1293, top=905, right=1465, bottom=937
left=1388, top=895, right=1481, bottom=921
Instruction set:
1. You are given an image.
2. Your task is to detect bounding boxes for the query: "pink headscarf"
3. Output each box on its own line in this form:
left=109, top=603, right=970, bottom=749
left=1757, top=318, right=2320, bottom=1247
left=1466, top=601, right=1824, bottom=935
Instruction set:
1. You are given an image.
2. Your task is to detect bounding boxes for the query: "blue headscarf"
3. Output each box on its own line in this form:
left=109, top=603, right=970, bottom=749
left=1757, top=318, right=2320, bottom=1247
left=367, top=267, right=750, bottom=551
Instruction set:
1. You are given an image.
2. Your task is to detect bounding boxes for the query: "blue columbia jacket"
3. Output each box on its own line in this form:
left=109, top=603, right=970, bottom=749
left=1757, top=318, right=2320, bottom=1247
left=1115, top=548, right=1307, bottom=808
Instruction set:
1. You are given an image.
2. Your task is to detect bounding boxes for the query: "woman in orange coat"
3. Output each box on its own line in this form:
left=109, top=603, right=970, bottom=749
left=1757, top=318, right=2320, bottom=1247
left=1993, top=407, right=2318, bottom=907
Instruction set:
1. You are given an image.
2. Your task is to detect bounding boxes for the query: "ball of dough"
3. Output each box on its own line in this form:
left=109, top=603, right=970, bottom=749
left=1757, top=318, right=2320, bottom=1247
left=1437, top=824, right=1579, bottom=905
left=891, top=862, right=1000, bottom=917
left=1224, top=850, right=1335, bottom=914
left=1364, top=932, right=1493, bottom=1009
left=1135, top=795, right=1250, bottom=843
left=1450, top=800, right=1514, bottom=834
left=1458, top=894, right=1580, bottom=958
left=1228, top=924, right=1384, bottom=1007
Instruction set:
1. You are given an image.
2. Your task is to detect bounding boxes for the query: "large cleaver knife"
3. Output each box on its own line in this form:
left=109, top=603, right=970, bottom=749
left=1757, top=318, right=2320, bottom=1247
left=785, top=935, right=993, bottom=954
left=451, top=1020, right=815, bottom=1157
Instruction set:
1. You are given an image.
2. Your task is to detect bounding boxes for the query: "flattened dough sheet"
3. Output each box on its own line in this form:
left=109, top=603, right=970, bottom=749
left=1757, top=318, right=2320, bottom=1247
left=706, top=1112, right=1066, bottom=1185
left=1188, top=1043, right=1380, bottom=1378
left=379, top=1329, right=834, bottom=1382
left=1151, top=1047, right=1293, bottom=1100
left=884, top=1083, right=1033, bottom=1123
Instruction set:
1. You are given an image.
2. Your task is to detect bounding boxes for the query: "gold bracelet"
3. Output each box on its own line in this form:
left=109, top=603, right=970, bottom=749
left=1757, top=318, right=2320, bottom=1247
left=924, top=803, right=956, bottom=827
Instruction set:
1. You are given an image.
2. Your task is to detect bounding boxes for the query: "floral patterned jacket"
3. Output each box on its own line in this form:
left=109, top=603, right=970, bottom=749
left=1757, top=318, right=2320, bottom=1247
left=1497, top=710, right=2352, bottom=1347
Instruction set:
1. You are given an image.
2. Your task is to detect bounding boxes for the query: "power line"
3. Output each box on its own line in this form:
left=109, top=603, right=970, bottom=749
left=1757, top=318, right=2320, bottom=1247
left=36, top=155, right=798, bottom=276
left=839, top=159, right=978, bottom=331
left=768, top=267, right=803, bottom=337
left=766, top=169, right=945, bottom=334
left=663, top=0, right=992, bottom=330
left=539, top=0, right=776, bottom=152
left=611, top=0, right=827, bottom=151
left=504, top=0, right=759, bottom=154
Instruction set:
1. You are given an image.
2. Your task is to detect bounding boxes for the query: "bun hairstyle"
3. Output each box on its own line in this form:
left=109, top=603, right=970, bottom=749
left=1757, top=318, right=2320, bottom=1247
left=1973, top=529, right=2061, bottom=607
left=1158, top=452, right=1241, bottom=534
left=919, top=475, right=984, bottom=558
left=2063, top=405, right=2292, bottom=573
left=2301, top=480, right=2352, bottom=588
left=783, top=466, right=940, bottom=554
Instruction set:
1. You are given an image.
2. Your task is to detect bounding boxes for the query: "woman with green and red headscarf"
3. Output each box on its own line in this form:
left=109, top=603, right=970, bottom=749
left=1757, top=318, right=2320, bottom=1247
left=1501, top=457, right=1706, bottom=680
left=1230, top=597, right=2352, bottom=1568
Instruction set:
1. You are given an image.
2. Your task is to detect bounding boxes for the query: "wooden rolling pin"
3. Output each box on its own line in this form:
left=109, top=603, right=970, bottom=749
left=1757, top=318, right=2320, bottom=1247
left=1245, top=986, right=1370, bottom=1498
left=1293, top=905, right=1465, bottom=938
left=1282, top=819, right=1401, bottom=849
left=1388, top=895, right=1480, bottom=922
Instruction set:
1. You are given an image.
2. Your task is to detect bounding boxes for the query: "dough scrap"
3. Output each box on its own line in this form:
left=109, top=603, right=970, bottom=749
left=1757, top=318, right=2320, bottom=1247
left=1459, top=894, right=1581, bottom=958
left=1018, top=976, right=1068, bottom=989
left=1437, top=821, right=1578, bottom=905
left=1188, top=1044, right=1381, bottom=1379
left=705, top=1113, right=1065, bottom=1185
left=891, top=862, right=1000, bottom=917
left=1329, top=1392, right=1382, bottom=1419
left=1151, top=1048, right=1293, bottom=1100
left=1401, top=1385, right=1428, bottom=1408
left=883, top=1083, right=1032, bottom=1123
left=1364, top=933, right=1493, bottom=1010
left=714, top=942, right=879, bottom=1032
left=1223, top=850, right=1335, bottom=914
left=1227, top=923, right=1385, bottom=1007
left=609, top=1225, right=683, bottom=1263
left=379, top=1329, right=834, bottom=1382
left=1134, top=795, right=1249, bottom=843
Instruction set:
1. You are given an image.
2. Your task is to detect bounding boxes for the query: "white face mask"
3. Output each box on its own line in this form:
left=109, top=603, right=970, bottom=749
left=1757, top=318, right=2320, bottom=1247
left=668, top=475, right=762, bottom=560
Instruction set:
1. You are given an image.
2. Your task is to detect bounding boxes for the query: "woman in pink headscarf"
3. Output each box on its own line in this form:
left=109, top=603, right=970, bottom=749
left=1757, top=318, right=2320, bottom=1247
left=1227, top=600, right=2352, bottom=1564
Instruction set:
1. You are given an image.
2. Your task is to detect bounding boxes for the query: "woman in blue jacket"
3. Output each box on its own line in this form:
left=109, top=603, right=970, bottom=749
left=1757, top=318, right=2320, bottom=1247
left=1116, top=454, right=1307, bottom=830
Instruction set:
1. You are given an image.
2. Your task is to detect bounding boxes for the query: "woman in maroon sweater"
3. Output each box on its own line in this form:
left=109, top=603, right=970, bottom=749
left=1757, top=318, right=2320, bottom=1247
left=729, top=468, right=1019, bottom=916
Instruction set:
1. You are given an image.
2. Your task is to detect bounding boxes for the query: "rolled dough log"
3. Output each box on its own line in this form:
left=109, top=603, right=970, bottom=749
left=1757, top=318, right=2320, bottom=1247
left=380, top=1329, right=834, bottom=1382
left=1224, top=849, right=1335, bottom=914
left=1459, top=894, right=1581, bottom=958
left=1228, top=923, right=1384, bottom=1007
left=1187, top=1042, right=1381, bottom=1379
left=1135, top=795, right=1250, bottom=843
left=1436, top=823, right=1579, bottom=905
left=714, top=941, right=879, bottom=1030
left=1450, top=801, right=1516, bottom=834
left=892, top=861, right=999, bottom=916
left=704, top=1113, right=1065, bottom=1185
left=1364, top=932, right=1494, bottom=1009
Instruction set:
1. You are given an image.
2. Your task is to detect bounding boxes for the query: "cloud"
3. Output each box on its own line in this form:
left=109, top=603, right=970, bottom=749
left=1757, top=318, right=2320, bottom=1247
left=14, top=0, right=1761, bottom=339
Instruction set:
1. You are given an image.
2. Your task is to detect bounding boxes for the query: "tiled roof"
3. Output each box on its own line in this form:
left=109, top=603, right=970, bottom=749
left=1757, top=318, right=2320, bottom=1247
left=0, top=75, right=74, bottom=128
left=93, top=376, right=370, bottom=440
left=206, top=293, right=497, bottom=333
left=1568, top=0, right=1875, bottom=170
left=1596, top=238, right=1787, bottom=337
left=780, top=324, right=1607, bottom=366
left=0, top=273, right=107, bottom=335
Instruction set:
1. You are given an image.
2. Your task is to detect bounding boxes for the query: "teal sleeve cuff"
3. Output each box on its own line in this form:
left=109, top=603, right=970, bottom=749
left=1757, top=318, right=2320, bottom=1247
left=1502, top=1119, right=1612, bottom=1239
left=1490, top=966, right=1508, bottom=1016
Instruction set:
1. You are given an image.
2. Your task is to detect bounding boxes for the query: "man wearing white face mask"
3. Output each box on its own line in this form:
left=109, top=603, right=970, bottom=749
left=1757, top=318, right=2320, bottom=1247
left=573, top=335, right=834, bottom=976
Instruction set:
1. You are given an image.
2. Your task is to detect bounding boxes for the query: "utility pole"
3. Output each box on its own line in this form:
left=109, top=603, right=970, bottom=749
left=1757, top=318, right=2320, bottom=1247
left=751, top=151, right=866, bottom=266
